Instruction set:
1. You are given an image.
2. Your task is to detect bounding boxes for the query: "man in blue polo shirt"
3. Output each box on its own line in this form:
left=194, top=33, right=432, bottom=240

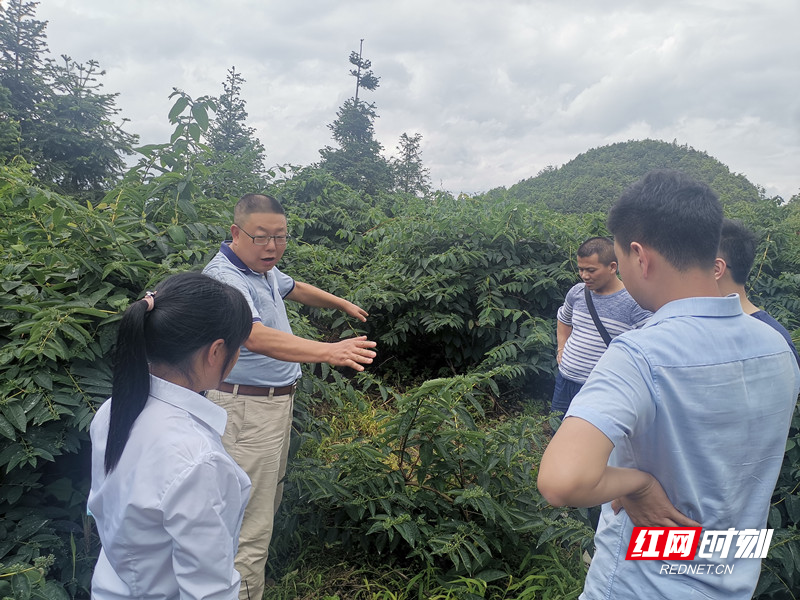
left=538, top=170, right=800, bottom=599
left=204, top=193, right=377, bottom=600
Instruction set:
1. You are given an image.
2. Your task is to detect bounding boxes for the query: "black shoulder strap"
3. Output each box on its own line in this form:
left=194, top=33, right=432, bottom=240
left=584, top=284, right=612, bottom=347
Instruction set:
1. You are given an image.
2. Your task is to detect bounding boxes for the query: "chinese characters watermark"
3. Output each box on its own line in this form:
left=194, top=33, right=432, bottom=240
left=626, top=527, right=773, bottom=567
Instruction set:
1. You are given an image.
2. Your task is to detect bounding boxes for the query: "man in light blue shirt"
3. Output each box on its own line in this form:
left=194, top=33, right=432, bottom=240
left=204, top=193, right=377, bottom=600
left=538, top=170, right=800, bottom=599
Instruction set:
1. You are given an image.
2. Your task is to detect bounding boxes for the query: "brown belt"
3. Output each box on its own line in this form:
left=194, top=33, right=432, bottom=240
left=217, top=381, right=297, bottom=396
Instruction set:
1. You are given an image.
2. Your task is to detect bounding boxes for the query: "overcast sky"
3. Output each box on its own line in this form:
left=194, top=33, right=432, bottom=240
left=29, top=0, right=800, bottom=199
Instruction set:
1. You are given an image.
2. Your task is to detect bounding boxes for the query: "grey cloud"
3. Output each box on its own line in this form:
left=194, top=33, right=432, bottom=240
left=31, top=0, right=800, bottom=199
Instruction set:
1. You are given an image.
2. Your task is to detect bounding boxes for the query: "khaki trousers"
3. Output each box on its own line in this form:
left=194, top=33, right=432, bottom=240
left=206, top=388, right=294, bottom=600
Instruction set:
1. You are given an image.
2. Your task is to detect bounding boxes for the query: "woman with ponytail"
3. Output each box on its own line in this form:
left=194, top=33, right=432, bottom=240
left=88, top=272, right=253, bottom=600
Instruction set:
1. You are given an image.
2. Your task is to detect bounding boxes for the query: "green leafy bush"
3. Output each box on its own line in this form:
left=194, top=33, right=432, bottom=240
left=0, top=94, right=233, bottom=595
left=756, top=404, right=800, bottom=598
left=279, top=365, right=595, bottom=584
left=3, top=126, right=800, bottom=599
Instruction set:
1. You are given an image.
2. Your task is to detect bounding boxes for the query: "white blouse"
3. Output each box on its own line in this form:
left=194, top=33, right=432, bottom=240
left=88, top=376, right=251, bottom=599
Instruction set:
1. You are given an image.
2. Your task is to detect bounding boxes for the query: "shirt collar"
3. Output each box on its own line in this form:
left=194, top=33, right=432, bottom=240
left=646, top=294, right=743, bottom=327
left=148, top=375, right=228, bottom=436
left=219, top=241, right=255, bottom=275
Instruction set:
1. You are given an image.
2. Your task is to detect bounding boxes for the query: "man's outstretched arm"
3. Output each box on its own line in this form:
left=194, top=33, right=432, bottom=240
left=244, top=323, right=376, bottom=371
left=288, top=281, right=368, bottom=322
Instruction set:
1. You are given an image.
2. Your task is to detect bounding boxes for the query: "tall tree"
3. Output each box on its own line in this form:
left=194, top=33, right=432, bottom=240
left=0, top=0, right=48, bottom=161
left=203, top=66, right=268, bottom=199
left=391, top=132, right=431, bottom=197
left=319, top=41, right=391, bottom=195
left=0, top=0, right=137, bottom=196
left=319, top=98, right=392, bottom=194
left=37, top=55, right=137, bottom=193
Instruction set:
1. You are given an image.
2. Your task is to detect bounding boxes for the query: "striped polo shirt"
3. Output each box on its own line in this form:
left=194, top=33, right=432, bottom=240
left=557, top=282, right=651, bottom=383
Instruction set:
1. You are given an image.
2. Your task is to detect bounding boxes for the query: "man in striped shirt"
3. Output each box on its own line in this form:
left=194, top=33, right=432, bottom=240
left=552, top=237, right=651, bottom=417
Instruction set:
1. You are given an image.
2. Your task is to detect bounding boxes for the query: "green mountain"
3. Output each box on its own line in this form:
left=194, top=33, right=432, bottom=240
left=485, top=139, right=763, bottom=213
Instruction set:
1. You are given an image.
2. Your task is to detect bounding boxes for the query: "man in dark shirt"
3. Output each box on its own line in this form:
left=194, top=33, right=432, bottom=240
left=715, top=218, right=800, bottom=365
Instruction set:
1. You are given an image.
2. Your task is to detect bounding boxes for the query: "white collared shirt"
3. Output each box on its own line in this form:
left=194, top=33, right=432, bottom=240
left=88, top=376, right=251, bottom=600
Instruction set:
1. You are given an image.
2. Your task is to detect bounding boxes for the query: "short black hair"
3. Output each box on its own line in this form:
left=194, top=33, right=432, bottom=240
left=234, top=193, right=285, bottom=225
left=718, top=219, right=757, bottom=285
left=577, top=236, right=616, bottom=266
left=608, top=170, right=723, bottom=271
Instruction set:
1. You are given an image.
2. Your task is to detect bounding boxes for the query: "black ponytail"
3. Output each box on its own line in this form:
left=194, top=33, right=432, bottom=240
left=105, top=272, right=252, bottom=474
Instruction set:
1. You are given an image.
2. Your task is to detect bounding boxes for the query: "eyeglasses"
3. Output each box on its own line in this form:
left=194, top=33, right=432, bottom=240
left=237, top=226, right=291, bottom=246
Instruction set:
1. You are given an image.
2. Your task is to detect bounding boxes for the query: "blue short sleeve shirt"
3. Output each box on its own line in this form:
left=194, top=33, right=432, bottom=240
left=567, top=295, right=800, bottom=599
left=203, top=242, right=302, bottom=387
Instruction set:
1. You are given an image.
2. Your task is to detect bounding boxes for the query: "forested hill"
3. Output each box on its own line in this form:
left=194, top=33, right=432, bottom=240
left=483, top=139, right=764, bottom=213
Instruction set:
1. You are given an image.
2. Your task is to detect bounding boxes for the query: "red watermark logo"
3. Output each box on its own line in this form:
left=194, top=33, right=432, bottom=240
left=626, top=527, right=773, bottom=561
left=626, top=527, right=702, bottom=560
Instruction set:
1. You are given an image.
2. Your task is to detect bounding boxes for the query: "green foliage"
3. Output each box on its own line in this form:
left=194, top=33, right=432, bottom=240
left=0, top=166, right=115, bottom=597
left=341, top=195, right=585, bottom=381
left=266, top=544, right=584, bottom=599
left=273, top=171, right=598, bottom=384
left=0, top=555, right=72, bottom=600
left=489, top=139, right=765, bottom=213
left=725, top=198, right=800, bottom=335
left=274, top=167, right=395, bottom=249
left=0, top=85, right=19, bottom=163
left=131, top=88, right=216, bottom=187
left=0, top=91, right=233, bottom=597
left=280, top=367, right=594, bottom=582
left=756, top=404, right=800, bottom=599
